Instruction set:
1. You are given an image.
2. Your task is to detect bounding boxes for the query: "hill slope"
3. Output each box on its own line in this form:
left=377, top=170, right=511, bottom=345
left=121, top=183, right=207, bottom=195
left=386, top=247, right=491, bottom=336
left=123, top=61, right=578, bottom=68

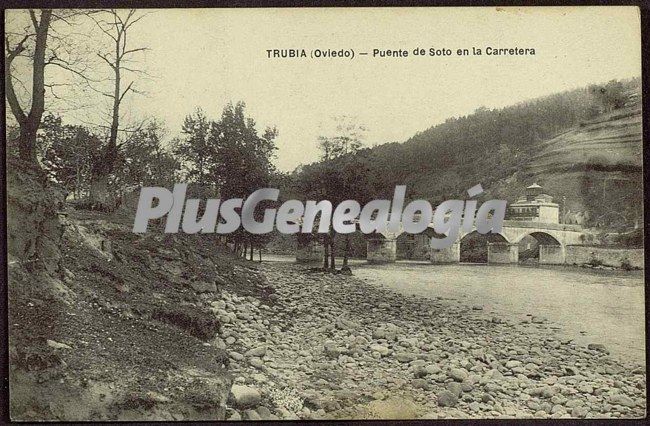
left=488, top=103, right=642, bottom=229
left=293, top=78, right=642, bottom=231
left=7, top=164, right=274, bottom=421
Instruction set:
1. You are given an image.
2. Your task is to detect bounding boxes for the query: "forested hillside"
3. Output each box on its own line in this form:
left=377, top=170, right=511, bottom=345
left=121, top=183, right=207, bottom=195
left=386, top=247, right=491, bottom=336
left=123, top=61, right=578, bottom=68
left=287, top=78, right=642, bottom=232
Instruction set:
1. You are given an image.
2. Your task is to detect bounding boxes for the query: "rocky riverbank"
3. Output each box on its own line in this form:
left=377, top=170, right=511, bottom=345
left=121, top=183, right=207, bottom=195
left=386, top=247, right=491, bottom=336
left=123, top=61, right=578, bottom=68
left=8, top=199, right=645, bottom=420
left=216, top=262, right=646, bottom=420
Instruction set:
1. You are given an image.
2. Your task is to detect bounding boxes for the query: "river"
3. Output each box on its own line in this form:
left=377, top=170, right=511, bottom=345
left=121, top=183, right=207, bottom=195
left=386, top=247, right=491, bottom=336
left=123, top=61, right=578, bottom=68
left=263, top=254, right=645, bottom=364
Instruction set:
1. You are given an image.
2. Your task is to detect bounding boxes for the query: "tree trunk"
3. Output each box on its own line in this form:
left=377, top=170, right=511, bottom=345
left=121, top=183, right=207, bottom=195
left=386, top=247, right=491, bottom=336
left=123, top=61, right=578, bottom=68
left=5, top=10, right=52, bottom=168
left=75, top=158, right=81, bottom=199
left=329, top=235, right=336, bottom=269
left=89, top=16, right=127, bottom=210
left=17, top=123, right=39, bottom=165
left=323, top=235, right=329, bottom=269
left=249, top=241, right=254, bottom=261
left=343, top=235, right=350, bottom=267
left=89, top=175, right=112, bottom=210
left=89, top=129, right=120, bottom=209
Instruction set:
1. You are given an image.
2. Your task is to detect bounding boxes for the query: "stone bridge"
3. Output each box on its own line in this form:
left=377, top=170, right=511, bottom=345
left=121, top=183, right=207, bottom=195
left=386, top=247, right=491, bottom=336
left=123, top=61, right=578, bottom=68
left=427, top=220, right=585, bottom=265
left=296, top=220, right=586, bottom=265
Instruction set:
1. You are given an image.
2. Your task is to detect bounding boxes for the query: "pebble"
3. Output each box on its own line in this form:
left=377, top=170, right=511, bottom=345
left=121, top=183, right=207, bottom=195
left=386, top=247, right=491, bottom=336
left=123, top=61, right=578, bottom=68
left=244, top=409, right=261, bottom=420
left=571, top=406, right=588, bottom=418
left=370, top=344, right=390, bottom=356
left=47, top=339, right=72, bottom=350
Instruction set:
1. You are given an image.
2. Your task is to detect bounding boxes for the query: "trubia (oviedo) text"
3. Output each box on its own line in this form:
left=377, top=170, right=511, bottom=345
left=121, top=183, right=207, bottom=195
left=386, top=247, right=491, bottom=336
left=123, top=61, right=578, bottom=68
left=132, top=184, right=506, bottom=249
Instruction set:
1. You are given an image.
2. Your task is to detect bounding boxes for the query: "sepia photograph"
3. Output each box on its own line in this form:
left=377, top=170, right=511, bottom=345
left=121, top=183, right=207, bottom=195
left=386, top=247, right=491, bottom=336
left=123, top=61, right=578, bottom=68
left=3, top=5, right=646, bottom=421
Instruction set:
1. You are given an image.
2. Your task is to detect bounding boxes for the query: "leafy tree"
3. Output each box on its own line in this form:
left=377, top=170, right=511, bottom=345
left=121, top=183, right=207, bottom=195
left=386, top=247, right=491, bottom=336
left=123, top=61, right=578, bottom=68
left=208, top=102, right=278, bottom=258
left=589, top=80, right=628, bottom=112
left=35, top=115, right=178, bottom=203
left=300, top=116, right=370, bottom=269
left=317, top=115, right=367, bottom=160
left=39, top=114, right=102, bottom=199
left=115, top=120, right=179, bottom=190
left=173, top=108, right=212, bottom=188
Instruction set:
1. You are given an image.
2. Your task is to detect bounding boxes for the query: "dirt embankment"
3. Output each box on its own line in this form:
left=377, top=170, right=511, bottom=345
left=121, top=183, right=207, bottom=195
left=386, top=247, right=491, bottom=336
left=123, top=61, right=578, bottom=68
left=7, top=165, right=271, bottom=421
left=6, top=158, right=65, bottom=276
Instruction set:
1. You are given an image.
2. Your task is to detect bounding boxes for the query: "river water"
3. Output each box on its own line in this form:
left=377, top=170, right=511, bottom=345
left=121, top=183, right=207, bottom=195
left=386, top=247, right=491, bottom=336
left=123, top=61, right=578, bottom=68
left=263, top=254, right=645, bottom=364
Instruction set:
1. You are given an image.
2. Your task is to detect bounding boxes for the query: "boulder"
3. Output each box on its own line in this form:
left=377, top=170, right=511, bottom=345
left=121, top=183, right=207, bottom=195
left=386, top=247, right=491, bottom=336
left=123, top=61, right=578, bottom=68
left=227, top=411, right=242, bottom=421
left=505, top=360, right=522, bottom=368
left=245, top=346, right=267, bottom=357
left=231, top=385, right=261, bottom=408
left=249, top=357, right=264, bottom=369
left=229, top=351, right=244, bottom=361
left=449, top=368, right=469, bottom=382
left=255, top=406, right=272, bottom=420
left=412, top=379, right=430, bottom=390
left=323, top=341, right=340, bottom=358
left=243, top=409, right=261, bottom=420
left=394, top=352, right=416, bottom=363
left=425, top=364, right=442, bottom=375
left=571, top=406, right=589, bottom=418
left=372, top=323, right=400, bottom=341
left=587, top=343, right=609, bottom=354
left=446, top=382, right=463, bottom=398
left=437, top=390, right=458, bottom=407
left=370, top=344, right=390, bottom=356
left=608, top=394, right=636, bottom=408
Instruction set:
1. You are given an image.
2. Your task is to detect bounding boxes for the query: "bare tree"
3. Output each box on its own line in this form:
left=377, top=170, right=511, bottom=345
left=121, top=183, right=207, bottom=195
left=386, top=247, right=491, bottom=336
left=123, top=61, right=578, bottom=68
left=6, top=9, right=102, bottom=166
left=88, top=9, right=149, bottom=209
left=5, top=9, right=52, bottom=166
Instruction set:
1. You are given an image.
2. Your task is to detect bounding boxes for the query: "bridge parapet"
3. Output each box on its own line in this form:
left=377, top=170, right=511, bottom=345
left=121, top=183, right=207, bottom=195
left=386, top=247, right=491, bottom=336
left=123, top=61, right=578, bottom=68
left=500, top=220, right=582, bottom=232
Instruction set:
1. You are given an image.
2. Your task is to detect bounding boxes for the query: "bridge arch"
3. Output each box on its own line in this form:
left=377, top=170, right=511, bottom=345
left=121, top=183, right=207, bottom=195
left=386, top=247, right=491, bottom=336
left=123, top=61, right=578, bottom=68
left=459, top=231, right=510, bottom=263
left=514, top=231, right=565, bottom=264
left=366, top=232, right=398, bottom=263
left=396, top=227, right=447, bottom=260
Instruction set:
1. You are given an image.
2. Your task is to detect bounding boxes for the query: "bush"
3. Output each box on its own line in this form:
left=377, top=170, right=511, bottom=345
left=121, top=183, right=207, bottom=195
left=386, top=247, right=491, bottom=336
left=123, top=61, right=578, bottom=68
left=620, top=259, right=633, bottom=271
left=587, top=257, right=603, bottom=267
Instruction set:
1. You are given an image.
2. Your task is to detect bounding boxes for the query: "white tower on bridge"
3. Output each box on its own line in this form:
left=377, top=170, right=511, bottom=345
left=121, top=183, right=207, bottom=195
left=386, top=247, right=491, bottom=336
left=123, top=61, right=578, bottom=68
left=508, top=183, right=560, bottom=224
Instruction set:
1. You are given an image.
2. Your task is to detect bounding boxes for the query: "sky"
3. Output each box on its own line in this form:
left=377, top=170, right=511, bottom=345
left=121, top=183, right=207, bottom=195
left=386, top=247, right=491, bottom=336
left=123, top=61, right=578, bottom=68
left=7, top=7, right=642, bottom=172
